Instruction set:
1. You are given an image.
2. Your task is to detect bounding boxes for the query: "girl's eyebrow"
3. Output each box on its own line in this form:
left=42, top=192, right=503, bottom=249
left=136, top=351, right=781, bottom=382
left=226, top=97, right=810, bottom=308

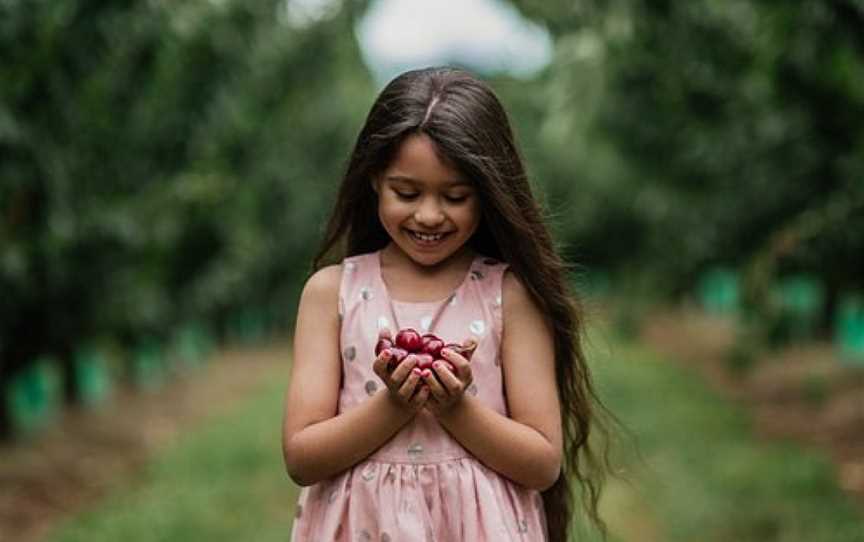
left=385, top=174, right=471, bottom=187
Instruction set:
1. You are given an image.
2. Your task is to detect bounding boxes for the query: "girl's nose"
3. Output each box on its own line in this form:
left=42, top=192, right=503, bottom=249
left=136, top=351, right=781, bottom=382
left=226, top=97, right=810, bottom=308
left=414, top=197, right=445, bottom=227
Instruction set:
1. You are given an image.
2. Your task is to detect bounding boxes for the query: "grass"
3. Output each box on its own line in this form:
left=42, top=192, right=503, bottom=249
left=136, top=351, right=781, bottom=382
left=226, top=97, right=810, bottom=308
left=45, top=332, right=863, bottom=542
left=588, top=327, right=864, bottom=542
left=44, top=373, right=299, bottom=542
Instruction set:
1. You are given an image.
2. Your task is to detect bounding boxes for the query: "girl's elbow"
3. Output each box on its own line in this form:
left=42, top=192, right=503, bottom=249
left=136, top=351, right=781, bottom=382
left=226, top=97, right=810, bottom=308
left=533, top=450, right=562, bottom=492
left=284, top=454, right=317, bottom=487
left=535, top=466, right=561, bottom=492
left=283, top=436, right=315, bottom=486
left=287, top=467, right=315, bottom=487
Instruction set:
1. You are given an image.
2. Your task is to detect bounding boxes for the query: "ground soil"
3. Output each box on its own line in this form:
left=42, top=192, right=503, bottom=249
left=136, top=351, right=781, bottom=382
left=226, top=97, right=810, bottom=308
left=3, top=311, right=861, bottom=542
left=0, top=341, right=291, bottom=542
left=639, top=305, right=864, bottom=511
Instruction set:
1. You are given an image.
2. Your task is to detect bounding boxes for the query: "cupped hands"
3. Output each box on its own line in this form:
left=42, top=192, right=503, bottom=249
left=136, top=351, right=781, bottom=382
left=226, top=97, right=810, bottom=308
left=371, top=328, right=475, bottom=417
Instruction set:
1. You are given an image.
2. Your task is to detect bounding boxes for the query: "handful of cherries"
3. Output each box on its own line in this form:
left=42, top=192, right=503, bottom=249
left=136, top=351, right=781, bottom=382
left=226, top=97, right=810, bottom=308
left=375, top=328, right=477, bottom=373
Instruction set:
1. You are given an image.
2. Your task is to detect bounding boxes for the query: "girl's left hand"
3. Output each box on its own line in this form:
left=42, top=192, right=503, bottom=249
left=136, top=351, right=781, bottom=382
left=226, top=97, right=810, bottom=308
left=422, top=345, right=473, bottom=416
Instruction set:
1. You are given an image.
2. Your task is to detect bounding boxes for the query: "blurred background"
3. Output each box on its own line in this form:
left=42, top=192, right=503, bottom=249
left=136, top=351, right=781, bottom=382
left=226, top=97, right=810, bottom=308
left=1, top=0, right=863, bottom=541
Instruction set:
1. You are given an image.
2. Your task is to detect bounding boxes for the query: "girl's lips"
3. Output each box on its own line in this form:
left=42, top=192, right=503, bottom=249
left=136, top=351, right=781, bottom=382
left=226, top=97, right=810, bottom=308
left=405, top=228, right=451, bottom=246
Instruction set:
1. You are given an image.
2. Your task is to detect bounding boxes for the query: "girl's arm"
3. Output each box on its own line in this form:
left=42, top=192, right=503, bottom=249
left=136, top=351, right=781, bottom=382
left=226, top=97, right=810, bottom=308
left=281, top=266, right=423, bottom=486
left=424, top=271, right=563, bottom=491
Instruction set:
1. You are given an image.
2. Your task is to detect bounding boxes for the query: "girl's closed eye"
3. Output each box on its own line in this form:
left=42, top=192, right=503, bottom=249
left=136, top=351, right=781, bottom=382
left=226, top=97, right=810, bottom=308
left=444, top=193, right=470, bottom=204
left=394, top=189, right=419, bottom=200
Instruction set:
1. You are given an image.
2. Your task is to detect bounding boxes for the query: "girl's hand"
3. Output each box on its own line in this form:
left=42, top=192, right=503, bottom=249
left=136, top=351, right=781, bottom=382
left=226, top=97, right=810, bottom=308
left=422, top=343, right=474, bottom=416
left=372, top=331, right=429, bottom=413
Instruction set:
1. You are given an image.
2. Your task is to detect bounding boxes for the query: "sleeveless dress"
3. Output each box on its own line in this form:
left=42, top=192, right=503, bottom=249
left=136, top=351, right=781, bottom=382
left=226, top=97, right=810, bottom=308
left=290, top=250, right=548, bottom=541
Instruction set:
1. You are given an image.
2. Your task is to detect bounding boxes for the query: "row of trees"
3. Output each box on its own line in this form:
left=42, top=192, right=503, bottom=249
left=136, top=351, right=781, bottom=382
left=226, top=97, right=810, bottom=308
left=0, top=0, right=377, bottom=436
left=3, top=0, right=863, bottom=436
left=506, top=0, right=864, bottom=335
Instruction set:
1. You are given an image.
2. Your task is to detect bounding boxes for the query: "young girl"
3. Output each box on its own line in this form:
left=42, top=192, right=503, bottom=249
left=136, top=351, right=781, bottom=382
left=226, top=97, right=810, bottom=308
left=283, top=67, right=614, bottom=541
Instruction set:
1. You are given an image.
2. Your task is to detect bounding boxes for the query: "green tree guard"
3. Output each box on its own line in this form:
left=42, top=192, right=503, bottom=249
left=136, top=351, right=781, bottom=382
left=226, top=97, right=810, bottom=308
left=698, top=268, right=739, bottom=316
left=73, top=346, right=112, bottom=407
left=5, top=358, right=62, bottom=436
left=836, top=294, right=864, bottom=367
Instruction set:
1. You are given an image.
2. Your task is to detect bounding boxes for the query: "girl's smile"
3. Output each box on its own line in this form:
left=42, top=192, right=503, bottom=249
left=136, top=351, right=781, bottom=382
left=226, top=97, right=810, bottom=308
left=374, top=133, right=480, bottom=267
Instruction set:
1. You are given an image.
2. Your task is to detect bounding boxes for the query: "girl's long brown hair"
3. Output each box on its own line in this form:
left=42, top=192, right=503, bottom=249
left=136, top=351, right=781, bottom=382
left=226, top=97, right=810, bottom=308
left=313, top=67, right=621, bottom=541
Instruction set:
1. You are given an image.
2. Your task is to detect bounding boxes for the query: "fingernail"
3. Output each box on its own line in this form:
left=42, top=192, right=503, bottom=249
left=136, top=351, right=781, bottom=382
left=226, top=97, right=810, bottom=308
left=412, top=368, right=421, bottom=376
left=423, top=369, right=432, bottom=378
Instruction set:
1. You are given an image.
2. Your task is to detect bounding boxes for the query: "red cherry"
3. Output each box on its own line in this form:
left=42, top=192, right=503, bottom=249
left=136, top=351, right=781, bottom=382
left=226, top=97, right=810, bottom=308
left=421, top=334, right=445, bottom=359
left=388, top=347, right=408, bottom=368
left=395, top=328, right=423, bottom=352
left=415, top=353, right=434, bottom=370
left=375, top=337, right=393, bottom=356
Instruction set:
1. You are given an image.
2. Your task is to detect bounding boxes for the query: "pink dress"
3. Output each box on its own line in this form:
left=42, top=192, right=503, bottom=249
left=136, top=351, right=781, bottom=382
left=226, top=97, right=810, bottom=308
left=290, top=250, right=548, bottom=541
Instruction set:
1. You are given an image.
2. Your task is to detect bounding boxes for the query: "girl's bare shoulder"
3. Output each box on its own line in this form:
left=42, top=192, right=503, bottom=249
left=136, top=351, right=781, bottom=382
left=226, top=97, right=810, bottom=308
left=300, top=265, right=342, bottom=305
left=501, top=269, right=552, bottom=332
left=502, top=270, right=534, bottom=312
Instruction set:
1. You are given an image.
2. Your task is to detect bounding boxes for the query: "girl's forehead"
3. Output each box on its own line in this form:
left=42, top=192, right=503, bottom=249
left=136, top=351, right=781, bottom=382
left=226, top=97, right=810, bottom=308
left=383, top=133, right=470, bottom=186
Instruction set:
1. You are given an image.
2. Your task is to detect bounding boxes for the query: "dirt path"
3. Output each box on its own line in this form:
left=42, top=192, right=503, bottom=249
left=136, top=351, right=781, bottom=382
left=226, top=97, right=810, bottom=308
left=0, top=341, right=291, bottom=542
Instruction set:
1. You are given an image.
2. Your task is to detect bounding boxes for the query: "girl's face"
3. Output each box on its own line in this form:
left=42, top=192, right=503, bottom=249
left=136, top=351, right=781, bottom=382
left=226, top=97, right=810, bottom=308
left=373, top=133, right=481, bottom=268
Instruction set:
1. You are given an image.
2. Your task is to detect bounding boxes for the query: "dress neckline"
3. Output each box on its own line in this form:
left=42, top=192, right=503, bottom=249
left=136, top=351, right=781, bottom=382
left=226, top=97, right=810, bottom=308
left=374, top=249, right=478, bottom=307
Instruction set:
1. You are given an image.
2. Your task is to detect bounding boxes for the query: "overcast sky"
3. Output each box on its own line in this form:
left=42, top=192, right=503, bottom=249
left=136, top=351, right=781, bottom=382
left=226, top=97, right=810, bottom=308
left=354, top=0, right=553, bottom=87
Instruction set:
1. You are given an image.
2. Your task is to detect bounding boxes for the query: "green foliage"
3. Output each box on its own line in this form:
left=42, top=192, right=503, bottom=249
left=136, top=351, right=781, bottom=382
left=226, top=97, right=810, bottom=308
left=507, top=0, right=864, bottom=310
left=0, top=0, right=375, bottom=428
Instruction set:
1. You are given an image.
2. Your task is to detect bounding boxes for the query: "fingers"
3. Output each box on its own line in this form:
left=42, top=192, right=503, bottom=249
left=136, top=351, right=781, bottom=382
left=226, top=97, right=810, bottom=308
left=397, top=367, right=423, bottom=402
left=378, top=327, right=392, bottom=340
left=441, top=348, right=472, bottom=383
left=460, top=338, right=478, bottom=360
left=372, top=349, right=392, bottom=380
left=410, top=382, right=430, bottom=408
left=424, top=361, right=466, bottom=401
left=390, top=354, right=418, bottom=384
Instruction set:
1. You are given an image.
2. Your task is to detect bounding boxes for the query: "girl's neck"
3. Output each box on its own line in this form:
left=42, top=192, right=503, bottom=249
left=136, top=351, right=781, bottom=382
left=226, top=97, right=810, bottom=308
left=379, top=242, right=476, bottom=303
left=380, top=242, right=474, bottom=275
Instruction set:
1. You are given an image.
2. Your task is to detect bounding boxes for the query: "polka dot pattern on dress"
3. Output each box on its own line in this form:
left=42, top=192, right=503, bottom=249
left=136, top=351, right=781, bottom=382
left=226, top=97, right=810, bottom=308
left=364, top=380, right=378, bottom=396
left=289, top=252, right=525, bottom=541
left=470, top=319, right=486, bottom=335
left=407, top=443, right=424, bottom=459
left=361, top=463, right=378, bottom=481
left=344, top=346, right=356, bottom=362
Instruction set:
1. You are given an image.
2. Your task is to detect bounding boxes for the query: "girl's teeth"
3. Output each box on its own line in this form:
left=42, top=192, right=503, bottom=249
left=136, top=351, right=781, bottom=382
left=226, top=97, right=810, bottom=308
left=412, top=231, right=444, bottom=242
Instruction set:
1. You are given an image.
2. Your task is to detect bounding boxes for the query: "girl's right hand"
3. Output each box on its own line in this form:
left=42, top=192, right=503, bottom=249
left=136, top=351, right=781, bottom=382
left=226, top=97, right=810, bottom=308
left=372, top=335, right=430, bottom=413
